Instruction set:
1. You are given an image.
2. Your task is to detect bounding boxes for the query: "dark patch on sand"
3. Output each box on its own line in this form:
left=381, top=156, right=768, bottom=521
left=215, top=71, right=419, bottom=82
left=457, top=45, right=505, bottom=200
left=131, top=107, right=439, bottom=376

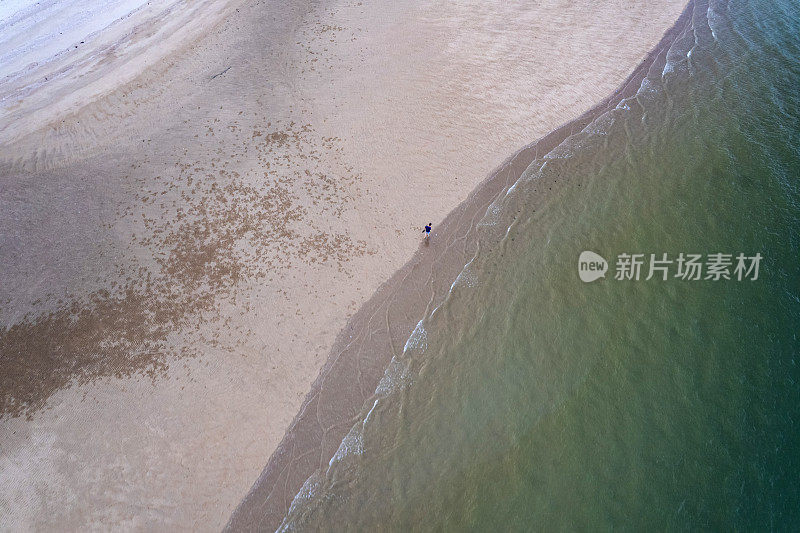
left=211, top=66, right=232, bottom=80
left=0, top=122, right=368, bottom=419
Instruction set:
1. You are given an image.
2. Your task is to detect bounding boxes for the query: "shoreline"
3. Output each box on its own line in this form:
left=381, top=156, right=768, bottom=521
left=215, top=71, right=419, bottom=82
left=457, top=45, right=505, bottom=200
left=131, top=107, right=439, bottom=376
left=225, top=1, right=697, bottom=530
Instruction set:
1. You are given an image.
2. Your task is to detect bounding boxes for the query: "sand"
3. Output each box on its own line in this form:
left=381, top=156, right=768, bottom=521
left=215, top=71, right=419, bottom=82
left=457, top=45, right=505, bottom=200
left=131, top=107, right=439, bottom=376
left=1, top=0, right=687, bottom=529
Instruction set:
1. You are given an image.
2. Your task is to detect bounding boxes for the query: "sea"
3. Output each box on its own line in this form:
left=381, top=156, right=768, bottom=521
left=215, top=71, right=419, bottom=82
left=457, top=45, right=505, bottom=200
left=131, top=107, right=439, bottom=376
left=276, top=0, right=800, bottom=529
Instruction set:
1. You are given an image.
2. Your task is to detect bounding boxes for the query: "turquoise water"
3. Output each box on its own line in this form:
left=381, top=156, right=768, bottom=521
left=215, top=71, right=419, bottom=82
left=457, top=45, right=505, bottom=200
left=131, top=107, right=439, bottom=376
left=280, top=0, right=800, bottom=529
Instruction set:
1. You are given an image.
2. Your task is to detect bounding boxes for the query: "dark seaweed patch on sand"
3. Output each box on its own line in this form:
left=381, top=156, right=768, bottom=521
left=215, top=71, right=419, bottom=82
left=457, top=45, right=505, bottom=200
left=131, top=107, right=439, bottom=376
left=0, top=122, right=369, bottom=419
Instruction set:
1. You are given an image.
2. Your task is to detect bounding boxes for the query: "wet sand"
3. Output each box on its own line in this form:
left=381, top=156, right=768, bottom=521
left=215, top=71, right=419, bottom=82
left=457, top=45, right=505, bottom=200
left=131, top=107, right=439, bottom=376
left=1, top=0, right=687, bottom=529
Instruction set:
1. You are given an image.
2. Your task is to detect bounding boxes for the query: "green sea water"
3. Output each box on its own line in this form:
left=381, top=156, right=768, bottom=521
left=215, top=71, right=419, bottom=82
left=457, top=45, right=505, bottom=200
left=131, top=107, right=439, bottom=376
left=280, top=0, right=800, bottom=529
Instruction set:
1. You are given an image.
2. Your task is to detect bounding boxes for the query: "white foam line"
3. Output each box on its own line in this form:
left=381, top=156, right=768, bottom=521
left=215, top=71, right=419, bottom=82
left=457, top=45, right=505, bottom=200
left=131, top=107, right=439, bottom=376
left=364, top=399, right=379, bottom=426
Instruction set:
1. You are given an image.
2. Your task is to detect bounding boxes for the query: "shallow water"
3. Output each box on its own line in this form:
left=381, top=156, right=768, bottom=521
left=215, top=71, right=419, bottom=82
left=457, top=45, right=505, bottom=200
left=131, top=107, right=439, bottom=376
left=278, top=0, right=800, bottom=529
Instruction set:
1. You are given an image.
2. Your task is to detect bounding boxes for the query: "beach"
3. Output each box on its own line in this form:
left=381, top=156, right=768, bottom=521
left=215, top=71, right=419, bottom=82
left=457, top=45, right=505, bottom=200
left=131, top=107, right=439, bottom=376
left=1, top=0, right=688, bottom=529
left=228, top=4, right=700, bottom=528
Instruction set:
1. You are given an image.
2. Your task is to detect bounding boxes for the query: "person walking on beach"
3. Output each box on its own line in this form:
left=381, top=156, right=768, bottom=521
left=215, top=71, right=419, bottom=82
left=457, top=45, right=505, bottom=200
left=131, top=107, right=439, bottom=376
left=423, top=222, right=432, bottom=241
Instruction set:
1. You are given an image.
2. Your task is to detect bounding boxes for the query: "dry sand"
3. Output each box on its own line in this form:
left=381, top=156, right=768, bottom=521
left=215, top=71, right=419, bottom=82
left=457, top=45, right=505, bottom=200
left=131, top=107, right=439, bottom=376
left=1, top=0, right=687, bottom=529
